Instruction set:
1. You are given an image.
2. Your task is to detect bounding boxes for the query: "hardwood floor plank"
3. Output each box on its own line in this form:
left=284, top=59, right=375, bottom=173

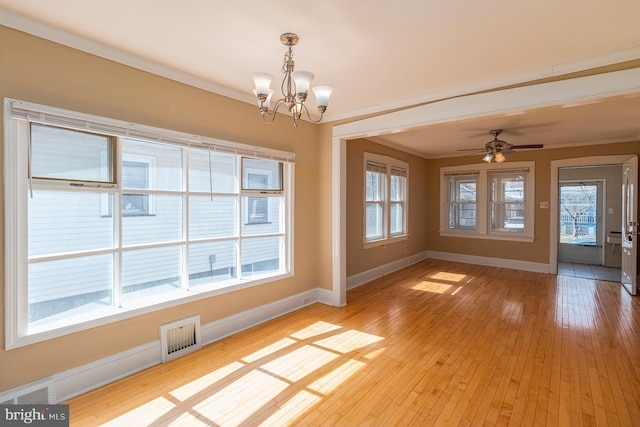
left=65, top=260, right=640, bottom=426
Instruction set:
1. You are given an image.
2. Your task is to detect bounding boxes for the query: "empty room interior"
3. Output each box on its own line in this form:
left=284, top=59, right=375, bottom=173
left=1, top=2, right=640, bottom=426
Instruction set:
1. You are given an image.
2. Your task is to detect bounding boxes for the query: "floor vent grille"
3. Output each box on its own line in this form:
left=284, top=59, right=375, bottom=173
left=0, top=378, right=55, bottom=404
left=160, top=315, right=202, bottom=363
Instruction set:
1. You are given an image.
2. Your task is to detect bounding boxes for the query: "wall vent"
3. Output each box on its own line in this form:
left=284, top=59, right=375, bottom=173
left=160, top=315, right=202, bottom=363
left=0, top=378, right=55, bottom=404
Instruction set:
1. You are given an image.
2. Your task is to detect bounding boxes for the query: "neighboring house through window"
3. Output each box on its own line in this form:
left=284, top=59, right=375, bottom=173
left=4, top=99, right=294, bottom=349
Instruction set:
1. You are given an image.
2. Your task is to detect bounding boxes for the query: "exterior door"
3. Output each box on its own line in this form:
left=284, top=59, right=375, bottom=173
left=621, top=156, right=637, bottom=295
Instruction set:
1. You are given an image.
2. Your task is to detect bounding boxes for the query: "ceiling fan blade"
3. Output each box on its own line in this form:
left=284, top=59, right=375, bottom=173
left=501, top=148, right=515, bottom=155
left=509, top=144, right=544, bottom=149
left=457, top=148, right=489, bottom=152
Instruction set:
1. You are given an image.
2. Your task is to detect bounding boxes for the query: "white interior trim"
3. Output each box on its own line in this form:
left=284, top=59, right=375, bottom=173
left=332, top=69, right=640, bottom=301
left=549, top=155, right=637, bottom=274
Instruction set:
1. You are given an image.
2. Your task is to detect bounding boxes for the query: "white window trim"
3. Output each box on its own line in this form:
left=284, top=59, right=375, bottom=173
left=363, top=152, right=409, bottom=249
left=440, top=161, right=535, bottom=242
left=4, top=98, right=295, bottom=349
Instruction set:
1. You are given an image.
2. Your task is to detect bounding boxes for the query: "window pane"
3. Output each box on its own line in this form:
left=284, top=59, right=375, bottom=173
left=189, top=196, right=237, bottom=239
left=390, top=203, right=404, bottom=234
left=28, top=254, right=113, bottom=327
left=447, top=175, right=477, bottom=230
left=122, top=138, right=182, bottom=191
left=241, top=237, right=282, bottom=278
left=366, top=202, right=384, bottom=239
left=188, top=241, right=237, bottom=287
left=490, top=174, right=526, bottom=233
left=242, top=158, right=283, bottom=191
left=189, top=149, right=237, bottom=193
left=366, top=171, right=384, bottom=201
left=122, top=195, right=182, bottom=246
left=31, top=123, right=112, bottom=182
left=449, top=203, right=476, bottom=229
left=449, top=177, right=476, bottom=202
left=121, top=246, right=182, bottom=305
left=391, top=175, right=406, bottom=202
left=242, top=196, right=283, bottom=235
left=29, top=190, right=114, bottom=257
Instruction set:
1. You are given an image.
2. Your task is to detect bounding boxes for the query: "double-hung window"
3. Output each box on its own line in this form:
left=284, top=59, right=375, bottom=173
left=364, top=153, right=408, bottom=247
left=4, top=99, right=294, bottom=348
left=441, top=162, right=534, bottom=241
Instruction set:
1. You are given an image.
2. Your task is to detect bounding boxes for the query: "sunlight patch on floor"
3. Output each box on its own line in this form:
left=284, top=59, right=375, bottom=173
left=105, top=321, right=385, bottom=426
left=412, top=281, right=453, bottom=294
left=170, top=361, right=245, bottom=401
left=313, top=329, right=384, bottom=353
left=431, top=271, right=466, bottom=282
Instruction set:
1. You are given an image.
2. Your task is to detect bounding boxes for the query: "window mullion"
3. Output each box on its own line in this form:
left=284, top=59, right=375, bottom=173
left=113, top=137, right=123, bottom=309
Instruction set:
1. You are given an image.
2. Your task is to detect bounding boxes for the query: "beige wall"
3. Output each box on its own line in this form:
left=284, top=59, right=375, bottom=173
left=0, top=25, right=321, bottom=392
left=2, top=23, right=639, bottom=395
left=346, top=139, right=429, bottom=277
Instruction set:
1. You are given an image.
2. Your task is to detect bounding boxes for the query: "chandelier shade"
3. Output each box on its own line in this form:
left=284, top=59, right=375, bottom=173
left=252, top=33, right=332, bottom=126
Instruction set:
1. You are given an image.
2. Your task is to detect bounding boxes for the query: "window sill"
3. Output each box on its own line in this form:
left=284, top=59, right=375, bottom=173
left=363, top=234, right=408, bottom=249
left=9, top=271, right=293, bottom=350
left=439, top=231, right=535, bottom=243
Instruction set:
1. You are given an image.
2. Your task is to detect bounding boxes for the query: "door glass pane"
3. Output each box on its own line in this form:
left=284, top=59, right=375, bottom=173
left=560, top=183, right=598, bottom=245
left=28, top=254, right=113, bottom=328
left=30, top=123, right=113, bottom=182
left=28, top=190, right=114, bottom=257
left=241, top=237, right=282, bottom=278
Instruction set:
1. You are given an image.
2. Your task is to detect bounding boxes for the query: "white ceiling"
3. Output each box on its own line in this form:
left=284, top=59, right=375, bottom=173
left=1, top=1, right=640, bottom=158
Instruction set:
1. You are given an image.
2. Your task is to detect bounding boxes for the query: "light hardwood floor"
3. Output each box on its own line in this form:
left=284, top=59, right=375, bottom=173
left=66, top=260, right=640, bottom=426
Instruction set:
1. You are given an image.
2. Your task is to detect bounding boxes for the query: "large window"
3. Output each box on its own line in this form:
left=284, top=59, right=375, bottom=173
left=364, top=153, right=408, bottom=247
left=441, top=163, right=534, bottom=241
left=5, top=99, right=294, bottom=348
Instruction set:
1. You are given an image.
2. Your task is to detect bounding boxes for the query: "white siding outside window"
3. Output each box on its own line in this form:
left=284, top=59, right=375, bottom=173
left=4, top=99, right=294, bottom=349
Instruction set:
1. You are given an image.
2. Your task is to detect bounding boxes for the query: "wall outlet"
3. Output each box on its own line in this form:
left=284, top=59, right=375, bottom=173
left=540, top=202, right=549, bottom=209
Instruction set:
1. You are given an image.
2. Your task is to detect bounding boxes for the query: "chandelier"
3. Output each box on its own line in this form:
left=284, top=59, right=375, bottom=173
left=252, top=33, right=333, bottom=127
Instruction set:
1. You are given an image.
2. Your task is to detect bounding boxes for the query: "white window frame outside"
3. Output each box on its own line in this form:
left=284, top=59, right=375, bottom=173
left=363, top=152, right=409, bottom=249
left=4, top=98, right=295, bottom=349
left=440, top=161, right=535, bottom=242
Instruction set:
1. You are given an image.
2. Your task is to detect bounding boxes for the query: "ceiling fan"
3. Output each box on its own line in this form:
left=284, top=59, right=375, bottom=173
left=462, top=129, right=544, bottom=163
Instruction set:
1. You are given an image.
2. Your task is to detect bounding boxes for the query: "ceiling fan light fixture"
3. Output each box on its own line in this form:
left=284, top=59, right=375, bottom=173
left=483, top=153, right=494, bottom=163
left=252, top=33, right=333, bottom=127
left=494, top=152, right=506, bottom=163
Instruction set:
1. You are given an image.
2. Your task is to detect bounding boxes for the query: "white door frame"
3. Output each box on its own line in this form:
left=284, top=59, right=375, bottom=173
left=550, top=155, right=636, bottom=274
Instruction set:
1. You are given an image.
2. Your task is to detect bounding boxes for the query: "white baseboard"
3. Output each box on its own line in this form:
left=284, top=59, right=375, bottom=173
left=346, top=251, right=429, bottom=290
left=50, top=288, right=319, bottom=403
left=427, top=250, right=550, bottom=274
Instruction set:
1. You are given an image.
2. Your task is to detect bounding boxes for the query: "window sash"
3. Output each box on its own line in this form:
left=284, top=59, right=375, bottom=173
left=364, top=153, right=408, bottom=244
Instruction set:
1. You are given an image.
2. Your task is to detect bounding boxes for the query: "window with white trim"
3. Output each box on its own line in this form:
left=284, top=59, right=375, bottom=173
left=364, top=153, right=408, bottom=246
left=441, top=162, right=534, bottom=241
left=4, top=99, right=294, bottom=348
